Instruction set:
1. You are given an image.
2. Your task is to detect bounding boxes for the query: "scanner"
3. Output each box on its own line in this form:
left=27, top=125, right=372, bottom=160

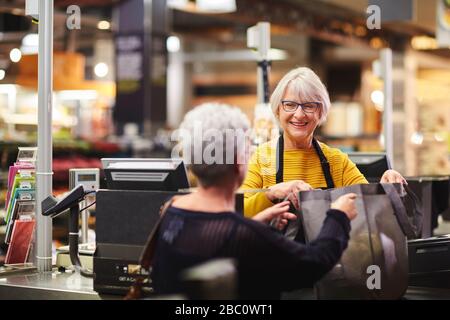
left=42, top=185, right=94, bottom=277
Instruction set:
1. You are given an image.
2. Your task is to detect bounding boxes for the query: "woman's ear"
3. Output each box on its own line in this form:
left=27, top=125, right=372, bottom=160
left=317, top=107, right=323, bottom=125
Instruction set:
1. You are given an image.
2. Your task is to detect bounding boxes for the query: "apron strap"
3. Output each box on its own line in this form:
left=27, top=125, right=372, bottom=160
left=276, top=135, right=284, bottom=184
left=312, top=138, right=335, bottom=189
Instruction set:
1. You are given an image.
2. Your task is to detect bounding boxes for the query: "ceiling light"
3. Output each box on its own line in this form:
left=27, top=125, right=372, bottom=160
left=434, top=133, right=445, bottom=142
left=97, top=20, right=110, bottom=30
left=196, top=0, right=236, bottom=13
left=411, top=36, right=438, bottom=50
left=410, top=132, right=423, bottom=145
left=11, top=8, right=23, bottom=15
left=94, top=62, right=109, bottom=78
left=369, top=37, right=385, bottom=49
left=10, top=48, right=22, bottom=63
left=355, top=25, right=367, bottom=37
left=22, top=33, right=39, bottom=47
left=342, top=23, right=353, bottom=35
left=167, top=36, right=180, bottom=53
left=21, top=33, right=39, bottom=54
left=0, top=69, right=5, bottom=81
left=370, top=90, right=384, bottom=110
left=167, top=0, right=188, bottom=9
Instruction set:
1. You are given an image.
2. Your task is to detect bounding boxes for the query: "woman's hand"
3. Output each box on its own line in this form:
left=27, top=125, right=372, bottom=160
left=265, top=180, right=313, bottom=209
left=380, top=169, right=408, bottom=185
left=331, top=193, right=358, bottom=221
left=252, top=201, right=297, bottom=230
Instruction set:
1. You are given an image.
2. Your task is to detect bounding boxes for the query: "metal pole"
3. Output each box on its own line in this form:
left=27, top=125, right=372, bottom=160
left=255, top=22, right=270, bottom=104
left=35, top=0, right=54, bottom=272
left=381, top=48, right=394, bottom=169
left=80, top=200, right=88, bottom=243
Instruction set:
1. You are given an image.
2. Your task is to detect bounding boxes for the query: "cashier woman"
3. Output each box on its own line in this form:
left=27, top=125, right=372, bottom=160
left=242, top=67, right=407, bottom=217
left=152, top=103, right=357, bottom=299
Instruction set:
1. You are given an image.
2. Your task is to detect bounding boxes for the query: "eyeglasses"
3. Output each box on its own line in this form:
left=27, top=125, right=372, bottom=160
left=280, top=100, right=322, bottom=113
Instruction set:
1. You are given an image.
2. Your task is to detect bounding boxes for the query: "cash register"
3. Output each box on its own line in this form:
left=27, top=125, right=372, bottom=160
left=347, top=152, right=391, bottom=182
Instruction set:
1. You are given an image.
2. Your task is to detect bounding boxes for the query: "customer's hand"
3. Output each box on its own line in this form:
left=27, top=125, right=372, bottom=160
left=266, top=180, right=313, bottom=209
left=253, top=201, right=296, bottom=230
left=331, top=193, right=358, bottom=221
left=380, top=169, right=408, bottom=185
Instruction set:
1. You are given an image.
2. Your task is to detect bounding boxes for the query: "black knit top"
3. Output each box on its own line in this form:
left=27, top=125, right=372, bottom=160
left=151, top=206, right=351, bottom=299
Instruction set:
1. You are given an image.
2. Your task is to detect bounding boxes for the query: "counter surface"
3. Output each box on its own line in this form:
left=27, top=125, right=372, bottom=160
left=0, top=269, right=449, bottom=300
left=0, top=270, right=120, bottom=300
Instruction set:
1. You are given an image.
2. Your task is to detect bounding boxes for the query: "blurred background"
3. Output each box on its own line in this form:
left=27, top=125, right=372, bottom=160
left=0, top=0, right=450, bottom=242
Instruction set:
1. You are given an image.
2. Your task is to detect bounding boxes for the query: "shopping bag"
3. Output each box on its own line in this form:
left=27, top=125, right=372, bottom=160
left=298, top=183, right=414, bottom=299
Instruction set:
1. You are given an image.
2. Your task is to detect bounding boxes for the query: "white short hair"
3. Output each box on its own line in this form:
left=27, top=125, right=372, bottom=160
left=178, top=102, right=250, bottom=187
left=270, top=67, right=331, bottom=125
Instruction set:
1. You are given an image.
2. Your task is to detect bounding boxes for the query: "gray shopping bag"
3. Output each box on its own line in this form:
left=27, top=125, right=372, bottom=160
left=299, top=183, right=410, bottom=299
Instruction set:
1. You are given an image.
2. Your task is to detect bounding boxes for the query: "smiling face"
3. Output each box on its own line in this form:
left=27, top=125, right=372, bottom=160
left=277, top=83, right=322, bottom=148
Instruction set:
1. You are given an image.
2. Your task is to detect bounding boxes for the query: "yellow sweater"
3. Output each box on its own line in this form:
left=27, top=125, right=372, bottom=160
left=241, top=139, right=368, bottom=217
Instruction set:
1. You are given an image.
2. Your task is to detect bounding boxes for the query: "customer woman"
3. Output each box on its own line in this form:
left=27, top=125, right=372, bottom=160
left=151, top=103, right=357, bottom=299
left=242, top=67, right=407, bottom=217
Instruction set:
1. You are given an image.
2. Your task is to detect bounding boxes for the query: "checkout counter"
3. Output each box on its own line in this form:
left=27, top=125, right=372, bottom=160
left=0, top=157, right=449, bottom=300
left=0, top=188, right=243, bottom=300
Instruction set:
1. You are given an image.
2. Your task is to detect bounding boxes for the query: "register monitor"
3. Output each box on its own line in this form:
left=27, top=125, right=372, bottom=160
left=101, top=158, right=190, bottom=191
left=347, top=152, right=391, bottom=183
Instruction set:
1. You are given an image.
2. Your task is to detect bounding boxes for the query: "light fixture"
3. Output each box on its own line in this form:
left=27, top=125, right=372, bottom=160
left=196, top=0, right=236, bottom=13
left=369, top=37, right=384, bottom=49
left=434, top=133, right=445, bottom=142
left=21, top=33, right=39, bottom=55
left=167, top=36, right=180, bottom=53
left=97, top=20, right=110, bottom=30
left=410, top=132, right=424, bottom=145
left=94, top=62, right=109, bottom=78
left=10, top=48, right=22, bottom=63
left=411, top=36, right=438, bottom=50
left=22, top=33, right=39, bottom=47
left=370, top=90, right=384, bottom=111
left=342, top=23, right=353, bottom=35
left=11, top=8, right=22, bottom=15
left=167, top=0, right=188, bottom=9
left=354, top=25, right=367, bottom=37
left=0, top=69, right=5, bottom=81
left=168, top=0, right=236, bottom=14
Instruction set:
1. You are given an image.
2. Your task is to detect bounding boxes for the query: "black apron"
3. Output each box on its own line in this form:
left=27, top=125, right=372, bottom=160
left=274, top=134, right=335, bottom=242
left=276, top=134, right=334, bottom=188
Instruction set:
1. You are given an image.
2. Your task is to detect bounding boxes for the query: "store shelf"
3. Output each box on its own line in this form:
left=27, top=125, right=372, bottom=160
left=3, top=114, right=77, bottom=127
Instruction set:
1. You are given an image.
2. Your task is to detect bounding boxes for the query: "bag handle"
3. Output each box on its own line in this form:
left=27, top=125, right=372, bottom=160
left=403, top=184, right=423, bottom=235
left=381, top=183, right=418, bottom=239
left=124, top=195, right=180, bottom=300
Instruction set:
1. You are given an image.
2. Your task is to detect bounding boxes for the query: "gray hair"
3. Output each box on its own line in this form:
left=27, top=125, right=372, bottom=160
left=177, top=102, right=250, bottom=187
left=270, top=67, right=331, bottom=125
